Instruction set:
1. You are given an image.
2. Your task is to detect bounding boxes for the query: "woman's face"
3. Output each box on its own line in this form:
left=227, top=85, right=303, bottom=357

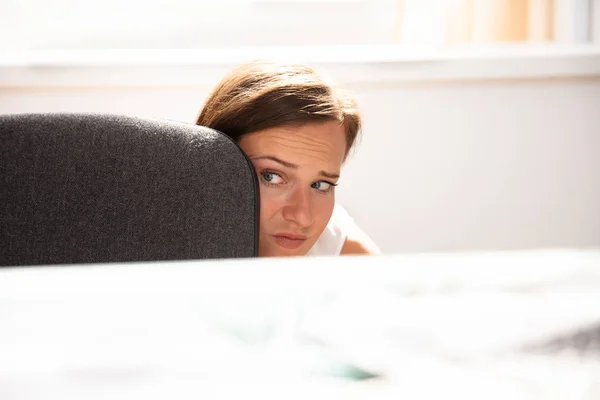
left=238, top=121, right=347, bottom=257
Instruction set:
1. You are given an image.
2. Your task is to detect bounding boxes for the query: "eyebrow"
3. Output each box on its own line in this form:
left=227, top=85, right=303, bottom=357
left=250, top=155, right=340, bottom=179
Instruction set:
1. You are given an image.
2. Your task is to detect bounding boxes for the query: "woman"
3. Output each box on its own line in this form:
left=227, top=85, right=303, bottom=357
left=197, top=61, right=380, bottom=257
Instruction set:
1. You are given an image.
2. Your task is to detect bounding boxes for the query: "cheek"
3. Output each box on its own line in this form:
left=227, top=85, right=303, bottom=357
left=258, top=189, right=281, bottom=226
left=312, top=195, right=336, bottom=231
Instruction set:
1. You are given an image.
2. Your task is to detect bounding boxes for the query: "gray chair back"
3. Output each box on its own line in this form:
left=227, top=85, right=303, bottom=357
left=0, top=113, right=259, bottom=266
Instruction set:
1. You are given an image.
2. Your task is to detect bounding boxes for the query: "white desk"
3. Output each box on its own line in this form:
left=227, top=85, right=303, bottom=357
left=1, top=249, right=599, bottom=399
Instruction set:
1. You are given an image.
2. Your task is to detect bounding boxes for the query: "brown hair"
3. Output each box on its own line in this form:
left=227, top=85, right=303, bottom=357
left=196, top=61, right=361, bottom=156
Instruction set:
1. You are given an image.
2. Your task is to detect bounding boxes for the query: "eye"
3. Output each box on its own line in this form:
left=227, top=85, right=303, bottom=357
left=311, top=181, right=336, bottom=192
left=261, top=171, right=284, bottom=185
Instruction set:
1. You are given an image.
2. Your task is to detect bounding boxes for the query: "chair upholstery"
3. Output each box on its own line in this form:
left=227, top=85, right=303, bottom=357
left=0, top=113, right=259, bottom=266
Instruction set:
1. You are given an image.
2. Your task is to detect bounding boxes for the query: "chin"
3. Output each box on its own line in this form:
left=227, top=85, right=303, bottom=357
left=259, top=241, right=311, bottom=257
left=258, top=235, right=313, bottom=257
left=260, top=248, right=308, bottom=258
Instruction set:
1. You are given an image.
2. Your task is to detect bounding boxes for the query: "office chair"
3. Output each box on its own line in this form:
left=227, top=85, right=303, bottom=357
left=0, top=113, right=259, bottom=266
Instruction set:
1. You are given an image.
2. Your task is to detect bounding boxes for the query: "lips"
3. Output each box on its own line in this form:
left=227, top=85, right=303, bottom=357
left=272, top=233, right=307, bottom=250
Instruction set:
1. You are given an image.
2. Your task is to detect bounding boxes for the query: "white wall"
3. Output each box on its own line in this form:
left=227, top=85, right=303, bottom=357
left=2, top=47, right=599, bottom=254
left=341, top=79, right=600, bottom=253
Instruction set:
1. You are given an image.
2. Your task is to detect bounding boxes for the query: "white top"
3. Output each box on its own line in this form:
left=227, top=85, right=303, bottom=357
left=307, top=203, right=355, bottom=256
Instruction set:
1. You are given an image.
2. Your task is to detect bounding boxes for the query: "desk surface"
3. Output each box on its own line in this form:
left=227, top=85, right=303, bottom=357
left=1, top=249, right=600, bottom=399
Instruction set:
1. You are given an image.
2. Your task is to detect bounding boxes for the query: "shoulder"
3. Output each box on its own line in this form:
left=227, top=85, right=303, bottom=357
left=308, top=204, right=381, bottom=256
left=341, top=236, right=381, bottom=255
left=340, top=222, right=382, bottom=256
left=334, top=204, right=381, bottom=255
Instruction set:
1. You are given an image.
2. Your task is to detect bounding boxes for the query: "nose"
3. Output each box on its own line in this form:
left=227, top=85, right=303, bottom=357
left=281, top=187, right=314, bottom=228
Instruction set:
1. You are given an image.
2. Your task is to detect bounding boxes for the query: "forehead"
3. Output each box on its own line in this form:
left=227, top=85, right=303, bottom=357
left=238, top=121, right=347, bottom=167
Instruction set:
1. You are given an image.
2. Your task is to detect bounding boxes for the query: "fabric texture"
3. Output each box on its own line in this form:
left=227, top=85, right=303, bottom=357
left=307, top=203, right=353, bottom=256
left=0, top=113, right=259, bottom=266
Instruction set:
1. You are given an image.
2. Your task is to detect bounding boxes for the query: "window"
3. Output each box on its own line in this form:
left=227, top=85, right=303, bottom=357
left=397, top=0, right=597, bottom=45
left=0, top=0, right=597, bottom=51
left=0, top=0, right=392, bottom=50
